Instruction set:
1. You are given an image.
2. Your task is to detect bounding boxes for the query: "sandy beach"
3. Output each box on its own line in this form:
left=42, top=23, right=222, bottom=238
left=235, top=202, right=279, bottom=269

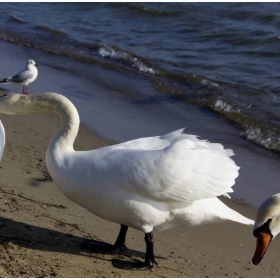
left=0, top=40, right=279, bottom=277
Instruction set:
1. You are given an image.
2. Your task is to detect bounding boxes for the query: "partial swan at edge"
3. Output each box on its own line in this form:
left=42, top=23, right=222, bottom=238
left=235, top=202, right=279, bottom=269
left=252, top=193, right=280, bottom=265
left=0, top=92, right=253, bottom=270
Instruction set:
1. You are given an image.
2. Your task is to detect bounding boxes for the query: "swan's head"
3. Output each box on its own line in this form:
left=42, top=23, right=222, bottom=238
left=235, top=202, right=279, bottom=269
left=27, top=59, right=38, bottom=68
left=0, top=92, right=78, bottom=118
left=0, top=93, right=29, bottom=115
left=252, top=193, right=280, bottom=265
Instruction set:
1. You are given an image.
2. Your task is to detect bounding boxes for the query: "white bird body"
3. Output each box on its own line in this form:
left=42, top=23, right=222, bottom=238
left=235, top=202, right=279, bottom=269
left=0, top=59, right=38, bottom=94
left=0, top=92, right=253, bottom=269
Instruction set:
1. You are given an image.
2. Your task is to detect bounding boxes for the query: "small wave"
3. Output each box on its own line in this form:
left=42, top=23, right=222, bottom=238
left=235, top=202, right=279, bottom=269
left=35, top=25, right=67, bottom=37
left=201, top=79, right=219, bottom=89
left=212, top=97, right=280, bottom=152
left=7, top=15, right=26, bottom=24
left=151, top=74, right=280, bottom=153
left=213, top=98, right=280, bottom=152
left=241, top=125, right=280, bottom=151
left=114, top=2, right=180, bottom=17
left=257, top=14, right=278, bottom=24
left=214, top=99, right=241, bottom=114
left=98, top=45, right=158, bottom=74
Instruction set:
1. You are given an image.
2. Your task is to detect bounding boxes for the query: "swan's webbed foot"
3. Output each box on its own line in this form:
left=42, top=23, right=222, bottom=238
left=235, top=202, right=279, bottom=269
left=112, top=258, right=157, bottom=270
left=112, top=231, right=157, bottom=270
left=80, top=240, right=127, bottom=254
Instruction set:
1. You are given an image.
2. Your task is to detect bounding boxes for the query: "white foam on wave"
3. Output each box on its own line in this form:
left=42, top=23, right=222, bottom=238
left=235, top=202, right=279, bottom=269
left=214, top=99, right=241, bottom=114
left=201, top=78, right=218, bottom=88
left=98, top=45, right=157, bottom=74
left=242, top=126, right=280, bottom=150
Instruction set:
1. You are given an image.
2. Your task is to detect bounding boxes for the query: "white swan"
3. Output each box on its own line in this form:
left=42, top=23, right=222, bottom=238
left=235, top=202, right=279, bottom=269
left=252, top=193, right=280, bottom=265
left=0, top=60, right=38, bottom=95
left=0, top=92, right=253, bottom=270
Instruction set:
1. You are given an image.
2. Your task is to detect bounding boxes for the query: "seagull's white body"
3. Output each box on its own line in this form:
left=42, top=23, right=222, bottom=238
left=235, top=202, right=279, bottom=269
left=0, top=92, right=253, bottom=268
left=0, top=60, right=38, bottom=94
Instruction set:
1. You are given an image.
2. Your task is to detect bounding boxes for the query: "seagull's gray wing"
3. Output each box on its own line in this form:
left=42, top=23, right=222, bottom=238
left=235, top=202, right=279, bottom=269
left=8, top=70, right=33, bottom=83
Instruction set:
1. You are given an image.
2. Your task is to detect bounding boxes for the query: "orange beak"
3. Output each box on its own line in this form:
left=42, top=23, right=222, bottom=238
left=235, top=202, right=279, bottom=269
left=252, top=232, right=272, bottom=265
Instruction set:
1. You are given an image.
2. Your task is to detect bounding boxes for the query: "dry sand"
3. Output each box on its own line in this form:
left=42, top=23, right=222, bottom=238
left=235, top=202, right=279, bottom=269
left=0, top=110, right=278, bottom=278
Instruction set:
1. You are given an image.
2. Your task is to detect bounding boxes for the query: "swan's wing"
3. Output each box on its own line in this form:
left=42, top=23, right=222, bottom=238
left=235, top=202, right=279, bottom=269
left=109, top=136, right=239, bottom=202
left=0, top=120, right=5, bottom=161
left=115, top=128, right=187, bottom=151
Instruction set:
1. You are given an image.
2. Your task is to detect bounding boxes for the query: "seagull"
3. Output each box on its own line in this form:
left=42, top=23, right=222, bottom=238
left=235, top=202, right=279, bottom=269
left=0, top=59, right=38, bottom=95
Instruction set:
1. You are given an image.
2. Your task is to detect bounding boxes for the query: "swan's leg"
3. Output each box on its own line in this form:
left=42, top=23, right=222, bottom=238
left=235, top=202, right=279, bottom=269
left=80, top=224, right=128, bottom=253
left=114, top=224, right=128, bottom=252
left=144, top=231, right=157, bottom=267
left=112, top=231, right=158, bottom=270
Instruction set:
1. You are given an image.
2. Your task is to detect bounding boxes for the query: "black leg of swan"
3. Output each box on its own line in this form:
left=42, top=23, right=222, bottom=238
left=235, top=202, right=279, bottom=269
left=114, top=224, right=128, bottom=252
left=81, top=224, right=128, bottom=254
left=112, top=231, right=158, bottom=270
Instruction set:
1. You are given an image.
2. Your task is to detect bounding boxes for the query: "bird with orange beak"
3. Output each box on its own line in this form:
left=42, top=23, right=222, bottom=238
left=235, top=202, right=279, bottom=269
left=252, top=193, right=280, bottom=265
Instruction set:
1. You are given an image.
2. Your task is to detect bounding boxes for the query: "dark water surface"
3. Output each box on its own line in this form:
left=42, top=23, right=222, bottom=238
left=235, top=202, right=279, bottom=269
left=1, top=2, right=280, bottom=152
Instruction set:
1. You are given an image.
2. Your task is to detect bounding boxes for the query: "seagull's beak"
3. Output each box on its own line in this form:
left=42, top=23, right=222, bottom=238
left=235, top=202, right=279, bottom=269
left=252, top=232, right=272, bottom=265
left=35, top=63, right=39, bottom=67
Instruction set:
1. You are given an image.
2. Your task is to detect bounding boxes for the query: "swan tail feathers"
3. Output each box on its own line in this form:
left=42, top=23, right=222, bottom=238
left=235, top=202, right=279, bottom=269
left=223, top=193, right=231, bottom=199
left=222, top=205, right=254, bottom=226
left=228, top=212, right=254, bottom=226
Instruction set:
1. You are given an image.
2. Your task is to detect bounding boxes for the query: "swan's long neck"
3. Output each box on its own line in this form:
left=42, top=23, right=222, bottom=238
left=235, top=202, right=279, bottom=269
left=47, top=96, right=79, bottom=153
left=18, top=93, right=79, bottom=151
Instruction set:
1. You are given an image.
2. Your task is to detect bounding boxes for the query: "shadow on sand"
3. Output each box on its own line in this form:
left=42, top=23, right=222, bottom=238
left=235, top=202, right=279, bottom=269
left=0, top=216, right=165, bottom=265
